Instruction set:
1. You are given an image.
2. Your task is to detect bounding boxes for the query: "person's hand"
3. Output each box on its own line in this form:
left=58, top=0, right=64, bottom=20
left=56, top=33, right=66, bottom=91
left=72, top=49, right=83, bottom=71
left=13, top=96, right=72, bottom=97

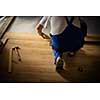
left=41, top=32, right=51, bottom=39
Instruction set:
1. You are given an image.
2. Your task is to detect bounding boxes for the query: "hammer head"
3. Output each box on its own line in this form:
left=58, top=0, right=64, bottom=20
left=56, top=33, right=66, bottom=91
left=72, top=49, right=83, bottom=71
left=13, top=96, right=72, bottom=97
left=15, top=46, right=20, bottom=49
left=12, top=46, right=20, bottom=50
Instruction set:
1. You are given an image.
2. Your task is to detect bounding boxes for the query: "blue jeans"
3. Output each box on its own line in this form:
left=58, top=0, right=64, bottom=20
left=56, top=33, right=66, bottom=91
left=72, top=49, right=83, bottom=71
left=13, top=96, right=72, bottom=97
left=50, top=24, right=84, bottom=63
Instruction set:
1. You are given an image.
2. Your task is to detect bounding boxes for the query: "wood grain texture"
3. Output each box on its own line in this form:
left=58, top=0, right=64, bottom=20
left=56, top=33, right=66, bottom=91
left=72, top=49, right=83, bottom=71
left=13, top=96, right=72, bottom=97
left=0, top=32, right=100, bottom=82
left=0, top=32, right=67, bottom=82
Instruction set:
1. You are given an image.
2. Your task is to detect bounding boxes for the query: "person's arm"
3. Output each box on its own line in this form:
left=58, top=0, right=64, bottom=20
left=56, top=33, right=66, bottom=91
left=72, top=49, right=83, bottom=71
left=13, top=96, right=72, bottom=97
left=36, top=16, right=50, bottom=39
left=37, top=24, right=44, bottom=36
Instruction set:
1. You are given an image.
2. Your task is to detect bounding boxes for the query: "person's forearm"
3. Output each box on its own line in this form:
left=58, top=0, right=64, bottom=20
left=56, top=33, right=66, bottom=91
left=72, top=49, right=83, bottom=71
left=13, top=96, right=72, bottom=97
left=37, top=24, right=43, bottom=34
left=36, top=24, right=46, bottom=38
left=36, top=24, right=50, bottom=39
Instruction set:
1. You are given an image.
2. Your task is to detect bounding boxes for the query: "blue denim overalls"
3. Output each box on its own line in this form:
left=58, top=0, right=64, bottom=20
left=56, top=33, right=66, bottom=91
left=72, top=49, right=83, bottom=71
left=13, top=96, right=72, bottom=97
left=50, top=17, right=85, bottom=63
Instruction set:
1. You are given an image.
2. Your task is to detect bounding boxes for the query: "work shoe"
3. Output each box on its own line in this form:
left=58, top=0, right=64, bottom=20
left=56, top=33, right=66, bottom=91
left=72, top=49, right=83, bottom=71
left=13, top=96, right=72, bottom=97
left=56, top=57, right=64, bottom=70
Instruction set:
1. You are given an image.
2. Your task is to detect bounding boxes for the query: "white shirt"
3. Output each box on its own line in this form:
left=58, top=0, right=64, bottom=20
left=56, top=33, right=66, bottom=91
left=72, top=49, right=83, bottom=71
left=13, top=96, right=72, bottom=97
left=38, top=16, right=80, bottom=35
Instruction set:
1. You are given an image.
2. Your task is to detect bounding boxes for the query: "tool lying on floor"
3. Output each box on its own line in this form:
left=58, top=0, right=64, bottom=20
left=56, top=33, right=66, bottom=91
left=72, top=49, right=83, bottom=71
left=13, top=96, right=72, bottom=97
left=8, top=46, right=21, bottom=73
left=12, top=46, right=21, bottom=61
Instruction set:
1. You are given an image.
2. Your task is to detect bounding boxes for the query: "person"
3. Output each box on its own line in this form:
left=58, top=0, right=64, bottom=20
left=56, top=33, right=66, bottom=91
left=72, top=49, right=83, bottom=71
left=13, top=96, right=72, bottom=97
left=36, top=16, right=87, bottom=70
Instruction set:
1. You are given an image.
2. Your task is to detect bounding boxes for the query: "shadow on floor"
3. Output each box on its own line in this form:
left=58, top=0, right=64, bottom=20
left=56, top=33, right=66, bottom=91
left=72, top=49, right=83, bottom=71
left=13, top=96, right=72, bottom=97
left=56, top=49, right=100, bottom=83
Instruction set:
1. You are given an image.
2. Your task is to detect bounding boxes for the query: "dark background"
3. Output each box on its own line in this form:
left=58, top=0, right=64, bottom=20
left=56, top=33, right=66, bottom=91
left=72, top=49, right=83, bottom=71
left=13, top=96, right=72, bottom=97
left=82, top=16, right=100, bottom=34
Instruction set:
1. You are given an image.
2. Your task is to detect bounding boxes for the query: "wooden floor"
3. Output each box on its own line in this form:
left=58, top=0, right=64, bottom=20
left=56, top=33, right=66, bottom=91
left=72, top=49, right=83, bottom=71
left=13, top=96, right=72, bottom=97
left=0, top=32, right=100, bottom=83
left=0, top=32, right=68, bottom=82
